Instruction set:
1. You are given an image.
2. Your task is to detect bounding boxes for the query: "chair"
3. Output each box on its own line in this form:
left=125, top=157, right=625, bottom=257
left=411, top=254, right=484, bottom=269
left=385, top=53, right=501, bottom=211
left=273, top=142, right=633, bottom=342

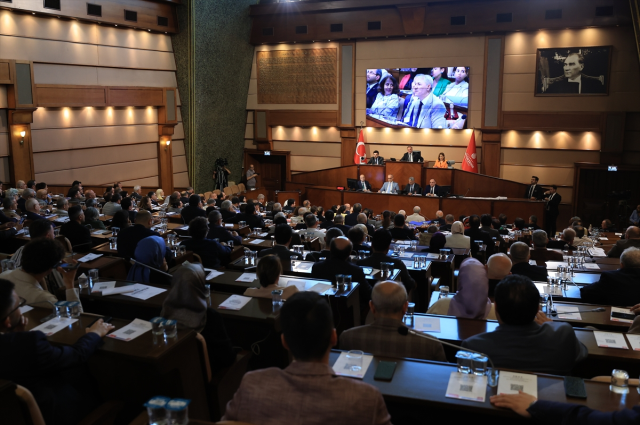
left=195, top=333, right=212, bottom=384
left=230, top=185, right=240, bottom=195
left=204, top=191, right=213, bottom=200
left=216, top=352, right=253, bottom=417
left=55, top=235, right=73, bottom=252
left=213, top=190, right=221, bottom=196
left=15, top=385, right=45, bottom=425
left=224, top=187, right=234, bottom=197
left=237, top=183, right=246, bottom=193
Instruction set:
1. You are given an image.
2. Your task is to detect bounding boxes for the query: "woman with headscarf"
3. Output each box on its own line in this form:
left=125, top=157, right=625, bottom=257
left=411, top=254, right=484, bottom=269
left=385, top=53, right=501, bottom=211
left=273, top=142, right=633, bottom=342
left=161, top=263, right=235, bottom=373
left=244, top=255, right=298, bottom=300
left=127, top=236, right=171, bottom=285
left=445, top=221, right=470, bottom=249
left=427, top=258, right=496, bottom=319
left=423, top=232, right=446, bottom=253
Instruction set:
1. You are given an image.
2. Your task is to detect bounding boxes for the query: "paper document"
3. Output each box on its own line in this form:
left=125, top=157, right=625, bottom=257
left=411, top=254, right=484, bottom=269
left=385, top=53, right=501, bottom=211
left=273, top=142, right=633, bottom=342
left=583, top=263, right=600, bottom=270
left=91, top=281, right=117, bottom=293
left=236, top=273, right=257, bottom=283
left=332, top=351, right=374, bottom=379
left=599, top=237, right=608, bottom=240
left=108, top=318, right=152, bottom=341
left=594, top=331, right=629, bottom=349
left=610, top=307, right=635, bottom=323
left=204, top=268, right=224, bottom=280
left=425, top=253, right=440, bottom=259
left=179, top=225, right=189, bottom=230
left=224, top=223, right=234, bottom=228
left=15, top=229, right=25, bottom=235
left=556, top=306, right=582, bottom=321
left=529, top=260, right=538, bottom=266
left=497, top=371, right=538, bottom=397
left=310, top=283, right=333, bottom=294
left=258, top=232, right=269, bottom=237
left=402, top=260, right=414, bottom=268
left=249, top=239, right=263, bottom=245
left=414, top=316, right=441, bottom=333
left=615, top=233, right=623, bottom=236
left=77, top=253, right=103, bottom=263
left=445, top=372, right=487, bottom=402
left=294, top=262, right=313, bottom=271
left=280, top=278, right=309, bottom=292
left=103, top=287, right=137, bottom=296
left=626, top=334, right=640, bottom=351
left=218, top=294, right=252, bottom=310
left=19, top=305, right=33, bottom=314
left=123, top=284, right=167, bottom=300
left=588, top=248, right=607, bottom=257
left=54, top=217, right=70, bottom=223
left=394, top=240, right=411, bottom=245
left=91, top=230, right=105, bottom=235
left=399, top=252, right=413, bottom=258
left=31, top=317, right=78, bottom=336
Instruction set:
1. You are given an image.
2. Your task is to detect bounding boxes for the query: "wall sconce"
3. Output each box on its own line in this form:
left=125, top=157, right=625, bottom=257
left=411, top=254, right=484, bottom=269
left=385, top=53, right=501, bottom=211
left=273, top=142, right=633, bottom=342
left=164, top=139, right=171, bottom=151
left=19, top=131, right=26, bottom=145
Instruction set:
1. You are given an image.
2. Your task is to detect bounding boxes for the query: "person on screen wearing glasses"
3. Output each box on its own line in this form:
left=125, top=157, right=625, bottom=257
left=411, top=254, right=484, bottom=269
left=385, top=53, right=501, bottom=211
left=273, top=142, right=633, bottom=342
left=439, top=67, right=469, bottom=108
left=401, top=74, right=447, bottom=129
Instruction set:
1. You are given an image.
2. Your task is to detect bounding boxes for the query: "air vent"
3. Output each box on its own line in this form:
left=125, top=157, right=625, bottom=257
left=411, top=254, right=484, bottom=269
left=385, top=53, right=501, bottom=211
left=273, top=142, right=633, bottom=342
left=595, top=6, right=613, bottom=16
left=545, top=9, right=562, bottom=19
left=330, top=23, right=343, bottom=32
left=368, top=21, right=381, bottom=31
left=450, top=16, right=466, bottom=25
left=43, top=0, right=61, bottom=10
left=124, top=9, right=137, bottom=22
left=87, top=3, right=102, bottom=17
left=262, top=27, right=274, bottom=36
left=295, top=25, right=307, bottom=34
left=496, top=13, right=512, bottom=23
left=157, top=16, right=168, bottom=27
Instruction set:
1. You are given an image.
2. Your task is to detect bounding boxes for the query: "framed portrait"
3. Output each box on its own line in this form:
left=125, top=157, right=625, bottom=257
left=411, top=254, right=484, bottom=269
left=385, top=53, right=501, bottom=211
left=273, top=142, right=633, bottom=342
left=534, top=46, right=612, bottom=96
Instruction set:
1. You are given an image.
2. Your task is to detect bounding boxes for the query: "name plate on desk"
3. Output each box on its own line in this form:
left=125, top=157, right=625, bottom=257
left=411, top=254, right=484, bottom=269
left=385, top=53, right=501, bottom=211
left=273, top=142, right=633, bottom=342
left=594, top=331, right=629, bottom=349
left=445, top=372, right=487, bottom=402
left=497, top=371, right=537, bottom=397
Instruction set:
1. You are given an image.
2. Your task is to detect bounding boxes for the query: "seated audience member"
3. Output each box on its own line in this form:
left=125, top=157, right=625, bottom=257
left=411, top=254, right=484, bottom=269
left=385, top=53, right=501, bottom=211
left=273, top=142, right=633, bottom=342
left=345, top=203, right=362, bottom=226
left=428, top=258, right=496, bottom=319
left=3, top=197, right=21, bottom=220
left=439, top=214, right=455, bottom=232
left=291, top=207, right=306, bottom=225
left=631, top=205, right=640, bottom=226
left=130, top=185, right=142, bottom=200
left=84, top=190, right=96, bottom=200
left=300, top=214, right=326, bottom=248
left=120, top=197, right=137, bottom=223
left=480, top=214, right=503, bottom=242
left=149, top=191, right=160, bottom=206
left=0, top=239, right=81, bottom=305
left=60, top=206, right=92, bottom=252
left=18, top=188, right=35, bottom=213
left=333, top=214, right=352, bottom=235
left=101, top=193, right=122, bottom=216
left=432, top=210, right=446, bottom=225
left=509, top=241, right=548, bottom=282
left=35, top=188, right=50, bottom=207
left=55, top=198, right=69, bottom=217
left=207, top=210, right=242, bottom=245
left=24, top=198, right=44, bottom=221
left=529, top=229, right=563, bottom=265
left=0, top=280, right=114, bottom=425
left=546, top=227, right=577, bottom=251
left=180, top=194, right=205, bottom=223
left=527, top=215, right=541, bottom=230
left=351, top=224, right=371, bottom=251
left=512, top=217, right=526, bottom=231
left=245, top=254, right=299, bottom=300
left=222, top=292, right=392, bottom=424
left=161, top=263, right=235, bottom=373
left=83, top=207, right=105, bottom=230
left=389, top=214, right=417, bottom=241
left=110, top=210, right=131, bottom=231
left=220, top=200, right=237, bottom=222
left=580, top=247, right=640, bottom=306
left=116, top=210, right=161, bottom=259
left=138, top=196, right=153, bottom=212
left=67, top=186, right=83, bottom=200
left=180, top=217, right=231, bottom=269
left=406, top=206, right=426, bottom=222
left=167, top=193, right=183, bottom=213
left=381, top=210, right=392, bottom=230
left=497, top=214, right=509, bottom=235
left=258, top=224, right=303, bottom=270
left=608, top=226, right=640, bottom=258
left=205, top=198, right=217, bottom=215
left=320, top=210, right=335, bottom=229
left=423, top=232, right=447, bottom=254
left=11, top=220, right=56, bottom=270
left=486, top=253, right=512, bottom=296
left=236, top=201, right=265, bottom=229
left=601, top=218, right=616, bottom=232
left=341, top=281, right=445, bottom=361
left=357, top=229, right=416, bottom=294
left=445, top=221, right=470, bottom=249
left=418, top=225, right=438, bottom=246
left=128, top=236, right=171, bottom=285
left=571, top=226, right=592, bottom=248
left=462, top=275, right=588, bottom=375
left=306, top=228, right=343, bottom=262
left=465, top=214, right=494, bottom=257
left=283, top=198, right=295, bottom=213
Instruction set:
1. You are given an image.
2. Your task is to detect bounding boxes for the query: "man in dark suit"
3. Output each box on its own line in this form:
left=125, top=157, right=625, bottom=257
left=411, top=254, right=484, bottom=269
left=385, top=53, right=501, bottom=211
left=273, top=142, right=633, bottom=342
left=356, top=229, right=416, bottom=293
left=367, top=150, right=384, bottom=165
left=207, top=210, right=242, bottom=246
left=524, top=176, right=544, bottom=200
left=608, top=227, right=640, bottom=258
left=0, top=280, right=115, bottom=425
left=366, top=69, right=382, bottom=108
left=389, top=214, right=416, bottom=241
left=357, top=213, right=375, bottom=236
left=462, top=274, right=587, bottom=376
left=23, top=198, right=45, bottom=222
left=320, top=210, right=336, bottom=230
left=220, top=200, right=237, bottom=223
left=580, top=247, right=640, bottom=306
left=544, top=185, right=561, bottom=237
left=347, top=226, right=371, bottom=255
left=180, top=217, right=231, bottom=269
left=235, top=201, right=265, bottom=230
left=529, top=229, right=564, bottom=265
left=117, top=210, right=163, bottom=260
left=283, top=199, right=296, bottom=213
left=258, top=224, right=302, bottom=271
left=545, top=53, right=606, bottom=94
left=333, top=214, right=352, bottom=235
left=344, top=203, right=362, bottom=226
left=547, top=227, right=577, bottom=251
left=305, top=228, right=342, bottom=262
left=480, top=214, right=503, bottom=244
left=60, top=206, right=92, bottom=252
left=464, top=215, right=494, bottom=258
left=509, top=242, right=548, bottom=282
left=403, top=177, right=421, bottom=196
left=121, top=198, right=137, bottom=224
left=181, top=194, right=207, bottom=225
left=424, top=179, right=441, bottom=197
left=356, top=175, right=372, bottom=192
left=400, top=145, right=423, bottom=163
left=527, top=215, right=541, bottom=230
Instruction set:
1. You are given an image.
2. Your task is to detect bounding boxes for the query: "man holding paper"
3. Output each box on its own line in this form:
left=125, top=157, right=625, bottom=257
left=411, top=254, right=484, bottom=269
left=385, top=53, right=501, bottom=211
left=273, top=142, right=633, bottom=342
left=0, top=279, right=114, bottom=425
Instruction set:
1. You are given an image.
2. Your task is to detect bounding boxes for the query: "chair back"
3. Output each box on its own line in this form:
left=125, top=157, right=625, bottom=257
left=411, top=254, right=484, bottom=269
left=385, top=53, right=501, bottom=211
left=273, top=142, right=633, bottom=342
left=213, top=189, right=221, bottom=195
left=223, top=187, right=233, bottom=197
left=204, top=191, right=212, bottom=200
left=237, top=183, right=246, bottom=193
left=230, top=185, right=240, bottom=195
left=195, top=333, right=212, bottom=383
left=15, top=384, right=46, bottom=425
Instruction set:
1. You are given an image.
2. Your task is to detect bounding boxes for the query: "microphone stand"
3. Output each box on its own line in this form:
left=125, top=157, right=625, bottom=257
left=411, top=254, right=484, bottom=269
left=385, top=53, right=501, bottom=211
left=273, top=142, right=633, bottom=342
left=129, top=259, right=173, bottom=278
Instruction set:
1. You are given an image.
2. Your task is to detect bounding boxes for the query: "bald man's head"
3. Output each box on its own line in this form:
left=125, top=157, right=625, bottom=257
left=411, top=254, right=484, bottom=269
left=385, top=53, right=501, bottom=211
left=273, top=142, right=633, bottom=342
left=135, top=210, right=153, bottom=228
left=626, top=226, right=640, bottom=239
left=357, top=213, right=367, bottom=224
left=330, top=236, right=352, bottom=261
left=487, top=253, right=512, bottom=280
left=436, top=210, right=444, bottom=218
left=370, top=281, right=408, bottom=318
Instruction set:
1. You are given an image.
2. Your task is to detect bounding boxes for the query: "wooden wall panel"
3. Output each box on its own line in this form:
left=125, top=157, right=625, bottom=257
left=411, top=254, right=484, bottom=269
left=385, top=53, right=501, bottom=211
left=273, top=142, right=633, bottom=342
left=108, top=88, right=165, bottom=107
left=291, top=165, right=358, bottom=187
left=33, top=64, right=177, bottom=88
left=0, top=86, right=7, bottom=108
left=121, top=176, right=160, bottom=187
left=481, top=141, right=501, bottom=178
left=31, top=124, right=159, bottom=152
left=272, top=126, right=341, bottom=142
left=97, top=46, right=176, bottom=71
left=306, top=187, right=344, bottom=209
left=37, top=86, right=107, bottom=107
left=291, top=156, right=340, bottom=172
left=173, top=172, right=190, bottom=188
left=172, top=156, right=188, bottom=174
left=172, top=139, right=185, bottom=157
left=502, top=112, right=605, bottom=131
left=0, top=61, right=11, bottom=83
left=35, top=159, right=158, bottom=186
left=501, top=130, right=601, bottom=150
left=268, top=111, right=338, bottom=127
left=0, top=157, right=10, bottom=183
left=502, top=149, right=600, bottom=166
left=0, top=35, right=99, bottom=66
left=501, top=165, right=575, bottom=188
left=273, top=141, right=340, bottom=157
left=32, top=107, right=158, bottom=129
left=0, top=133, right=8, bottom=157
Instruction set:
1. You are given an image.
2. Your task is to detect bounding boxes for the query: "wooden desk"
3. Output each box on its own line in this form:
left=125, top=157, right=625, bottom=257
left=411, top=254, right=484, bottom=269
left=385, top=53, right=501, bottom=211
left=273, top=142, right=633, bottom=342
left=240, top=237, right=272, bottom=250
left=23, top=307, right=210, bottom=420
left=78, top=280, right=166, bottom=320
left=546, top=261, right=617, bottom=273
left=91, top=242, right=194, bottom=265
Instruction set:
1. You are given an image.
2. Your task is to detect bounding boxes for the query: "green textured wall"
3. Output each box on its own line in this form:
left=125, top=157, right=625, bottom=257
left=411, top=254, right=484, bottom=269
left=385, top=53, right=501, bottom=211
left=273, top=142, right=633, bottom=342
left=172, top=0, right=256, bottom=192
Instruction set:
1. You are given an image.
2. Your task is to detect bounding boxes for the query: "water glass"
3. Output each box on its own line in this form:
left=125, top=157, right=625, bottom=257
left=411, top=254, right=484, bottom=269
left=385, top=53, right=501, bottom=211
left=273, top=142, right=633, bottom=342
left=24, top=227, right=30, bottom=238
left=293, top=245, right=304, bottom=255
left=250, top=251, right=257, bottom=266
left=54, top=301, right=68, bottom=318
left=291, top=255, right=298, bottom=270
left=239, top=221, right=246, bottom=228
left=475, top=240, right=484, bottom=251
left=109, top=236, right=117, bottom=250
left=392, top=245, right=400, bottom=256
left=150, top=317, right=165, bottom=337
left=399, top=245, right=405, bottom=256
left=170, top=246, right=178, bottom=258
left=420, top=255, right=427, bottom=269
left=78, top=275, right=89, bottom=289
left=272, top=289, right=283, bottom=306
left=244, top=248, right=251, bottom=265
left=471, top=353, right=488, bottom=376
left=1, top=259, right=16, bottom=272
left=163, top=319, right=177, bottom=339
left=487, top=368, right=500, bottom=387
left=88, top=269, right=99, bottom=287
left=413, top=256, right=420, bottom=269
left=167, top=233, right=176, bottom=246
left=166, top=399, right=190, bottom=425
left=410, top=240, right=418, bottom=251
left=228, top=240, right=234, bottom=249
left=111, top=227, right=120, bottom=237
left=253, top=227, right=261, bottom=236
left=439, top=249, right=449, bottom=260
left=204, top=284, right=211, bottom=305
left=68, top=301, right=81, bottom=318
left=612, top=369, right=629, bottom=388
left=346, top=350, right=363, bottom=372
left=334, top=274, right=344, bottom=288
left=271, top=236, right=275, bottom=246
left=405, top=302, right=415, bottom=326
left=539, top=293, right=549, bottom=313
left=455, top=351, right=473, bottom=374
left=343, top=274, right=352, bottom=288
left=439, top=286, right=450, bottom=299
left=145, top=396, right=170, bottom=425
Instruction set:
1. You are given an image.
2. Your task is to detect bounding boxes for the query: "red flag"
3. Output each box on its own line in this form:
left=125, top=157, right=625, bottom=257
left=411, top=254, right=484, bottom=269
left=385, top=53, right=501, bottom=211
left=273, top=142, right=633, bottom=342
left=354, top=129, right=366, bottom=164
left=462, top=131, right=478, bottom=173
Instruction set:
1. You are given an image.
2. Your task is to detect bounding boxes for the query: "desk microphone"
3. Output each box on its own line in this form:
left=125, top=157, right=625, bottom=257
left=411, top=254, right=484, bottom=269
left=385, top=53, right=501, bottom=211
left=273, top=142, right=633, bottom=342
left=397, top=326, right=494, bottom=369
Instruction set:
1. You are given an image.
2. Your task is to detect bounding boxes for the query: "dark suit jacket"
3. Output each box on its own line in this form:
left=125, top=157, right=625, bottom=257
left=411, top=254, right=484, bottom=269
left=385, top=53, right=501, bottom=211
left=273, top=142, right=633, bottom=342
left=305, top=249, right=331, bottom=262
left=234, top=213, right=265, bottom=230
left=529, top=247, right=564, bottom=265
left=24, top=211, right=44, bottom=222
left=221, top=209, right=237, bottom=222
left=258, top=245, right=302, bottom=271
left=524, top=184, right=544, bottom=200
left=511, top=261, right=548, bottom=282
left=547, top=239, right=576, bottom=251
left=181, top=205, right=206, bottom=225
left=366, top=82, right=379, bottom=108
left=439, top=223, right=452, bottom=232
left=480, top=225, right=503, bottom=243
left=17, top=197, right=26, bottom=214
left=367, top=157, right=384, bottom=165
left=60, top=220, right=92, bottom=252
left=116, top=224, right=159, bottom=259
left=205, top=206, right=217, bottom=216
left=180, top=238, right=231, bottom=269
left=207, top=224, right=242, bottom=245
left=546, top=193, right=562, bottom=216
left=607, top=239, right=640, bottom=259
left=345, top=212, right=360, bottom=226
left=357, top=253, right=416, bottom=293
left=464, top=227, right=494, bottom=257
left=403, top=183, right=421, bottom=195
left=546, top=76, right=606, bottom=94
left=334, top=224, right=352, bottom=235
left=424, top=185, right=441, bottom=197
left=356, top=180, right=371, bottom=191
left=311, top=258, right=371, bottom=303
left=462, top=322, right=587, bottom=376
left=530, top=401, right=640, bottom=425
left=0, top=331, right=103, bottom=425
left=130, top=192, right=142, bottom=200
left=580, top=268, right=640, bottom=306
left=320, top=220, right=335, bottom=230
left=390, top=226, right=416, bottom=241
left=400, top=152, right=423, bottom=163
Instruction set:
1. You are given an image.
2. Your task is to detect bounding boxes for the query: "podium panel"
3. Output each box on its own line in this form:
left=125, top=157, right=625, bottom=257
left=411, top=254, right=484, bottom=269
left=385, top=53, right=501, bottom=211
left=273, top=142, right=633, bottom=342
left=358, top=164, right=385, bottom=191
left=386, top=162, right=424, bottom=192
left=343, top=191, right=439, bottom=216
left=441, top=198, right=493, bottom=221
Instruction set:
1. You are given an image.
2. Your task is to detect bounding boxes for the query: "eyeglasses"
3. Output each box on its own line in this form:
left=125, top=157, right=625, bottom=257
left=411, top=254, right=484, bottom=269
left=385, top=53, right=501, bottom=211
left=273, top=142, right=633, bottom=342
left=0, top=296, right=27, bottom=323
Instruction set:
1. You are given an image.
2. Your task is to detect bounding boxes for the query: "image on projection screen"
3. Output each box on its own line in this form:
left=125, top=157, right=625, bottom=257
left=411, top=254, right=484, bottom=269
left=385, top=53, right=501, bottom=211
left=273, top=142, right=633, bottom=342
left=365, top=67, right=469, bottom=129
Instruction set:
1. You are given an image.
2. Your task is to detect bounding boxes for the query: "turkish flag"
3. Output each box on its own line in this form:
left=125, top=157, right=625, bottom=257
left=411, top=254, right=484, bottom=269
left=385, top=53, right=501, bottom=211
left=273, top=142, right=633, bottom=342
left=354, top=129, right=366, bottom=164
left=462, top=131, right=478, bottom=173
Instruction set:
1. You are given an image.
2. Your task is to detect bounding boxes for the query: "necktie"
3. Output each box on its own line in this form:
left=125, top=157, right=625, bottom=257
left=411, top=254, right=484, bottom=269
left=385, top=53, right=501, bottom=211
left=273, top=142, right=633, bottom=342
left=529, top=185, right=534, bottom=198
left=411, top=102, right=423, bottom=127
left=410, top=185, right=413, bottom=192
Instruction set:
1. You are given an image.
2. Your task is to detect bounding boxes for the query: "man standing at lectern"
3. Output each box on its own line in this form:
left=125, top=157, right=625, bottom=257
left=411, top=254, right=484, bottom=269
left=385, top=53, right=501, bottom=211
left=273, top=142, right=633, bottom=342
left=368, top=150, right=384, bottom=165
left=357, top=175, right=371, bottom=192
left=524, top=176, right=543, bottom=200
left=424, top=179, right=441, bottom=197
left=400, top=146, right=423, bottom=163
left=379, top=175, right=399, bottom=194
